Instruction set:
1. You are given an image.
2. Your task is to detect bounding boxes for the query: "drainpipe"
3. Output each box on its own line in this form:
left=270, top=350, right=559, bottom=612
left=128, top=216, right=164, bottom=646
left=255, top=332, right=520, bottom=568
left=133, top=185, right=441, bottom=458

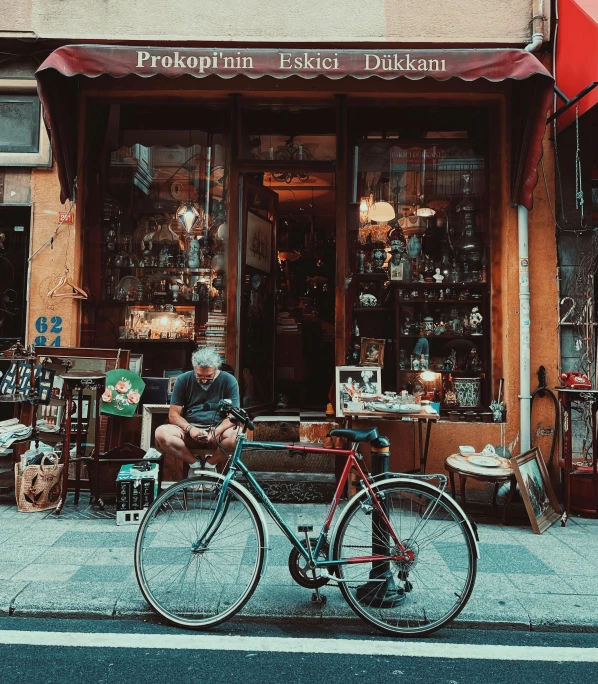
left=524, top=0, right=546, bottom=52
left=518, top=205, right=531, bottom=451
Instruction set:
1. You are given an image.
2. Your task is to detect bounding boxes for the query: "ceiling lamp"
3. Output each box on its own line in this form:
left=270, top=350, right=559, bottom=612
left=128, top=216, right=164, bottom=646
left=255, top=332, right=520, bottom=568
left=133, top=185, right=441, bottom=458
left=416, top=202, right=436, bottom=218
left=368, top=200, right=396, bottom=223
left=176, top=201, right=203, bottom=233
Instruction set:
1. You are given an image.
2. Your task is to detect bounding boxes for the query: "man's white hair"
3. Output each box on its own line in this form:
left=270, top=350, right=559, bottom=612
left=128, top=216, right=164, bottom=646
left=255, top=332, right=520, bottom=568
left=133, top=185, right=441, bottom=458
left=192, top=347, right=222, bottom=369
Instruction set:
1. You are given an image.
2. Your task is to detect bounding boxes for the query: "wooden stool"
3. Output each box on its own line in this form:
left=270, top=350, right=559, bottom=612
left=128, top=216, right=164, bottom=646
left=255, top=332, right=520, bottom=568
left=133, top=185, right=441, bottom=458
left=445, top=453, right=517, bottom=524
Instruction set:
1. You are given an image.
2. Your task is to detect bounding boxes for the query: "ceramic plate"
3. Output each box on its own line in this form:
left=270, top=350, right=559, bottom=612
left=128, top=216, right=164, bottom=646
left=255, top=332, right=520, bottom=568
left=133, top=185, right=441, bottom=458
left=466, top=455, right=502, bottom=468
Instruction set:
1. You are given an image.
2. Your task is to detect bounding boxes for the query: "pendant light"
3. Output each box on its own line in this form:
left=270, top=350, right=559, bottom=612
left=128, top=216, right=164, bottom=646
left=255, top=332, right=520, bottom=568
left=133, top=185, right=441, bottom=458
left=176, top=201, right=202, bottom=232
left=368, top=177, right=395, bottom=223
left=415, top=149, right=436, bottom=217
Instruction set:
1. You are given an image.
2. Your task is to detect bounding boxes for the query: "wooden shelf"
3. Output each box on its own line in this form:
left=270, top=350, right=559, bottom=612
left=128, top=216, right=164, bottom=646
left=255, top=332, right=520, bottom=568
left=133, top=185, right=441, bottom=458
left=398, top=299, right=482, bottom=304
left=399, top=369, right=485, bottom=375
left=354, top=307, right=394, bottom=313
left=399, top=334, right=485, bottom=339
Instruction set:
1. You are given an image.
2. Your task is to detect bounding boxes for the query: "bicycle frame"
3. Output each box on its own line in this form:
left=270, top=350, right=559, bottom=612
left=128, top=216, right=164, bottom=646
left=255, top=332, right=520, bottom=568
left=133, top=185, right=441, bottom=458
left=195, top=430, right=415, bottom=568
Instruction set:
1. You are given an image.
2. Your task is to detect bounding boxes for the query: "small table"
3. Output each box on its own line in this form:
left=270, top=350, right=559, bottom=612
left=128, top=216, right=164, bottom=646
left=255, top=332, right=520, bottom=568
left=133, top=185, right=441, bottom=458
left=445, top=453, right=517, bottom=523
left=344, top=408, right=438, bottom=473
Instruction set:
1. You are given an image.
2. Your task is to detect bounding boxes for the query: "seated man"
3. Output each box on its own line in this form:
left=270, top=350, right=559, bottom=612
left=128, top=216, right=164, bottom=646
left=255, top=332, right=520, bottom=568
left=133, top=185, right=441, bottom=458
left=154, top=347, right=240, bottom=477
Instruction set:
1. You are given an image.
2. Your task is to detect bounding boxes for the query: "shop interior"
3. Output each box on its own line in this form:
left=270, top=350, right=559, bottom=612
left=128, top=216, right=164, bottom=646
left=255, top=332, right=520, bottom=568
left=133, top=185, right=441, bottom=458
left=81, top=100, right=493, bottom=416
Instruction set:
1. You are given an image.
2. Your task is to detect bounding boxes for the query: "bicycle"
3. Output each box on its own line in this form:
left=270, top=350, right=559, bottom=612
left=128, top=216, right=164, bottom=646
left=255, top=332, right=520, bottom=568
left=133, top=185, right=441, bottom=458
left=134, top=400, right=479, bottom=637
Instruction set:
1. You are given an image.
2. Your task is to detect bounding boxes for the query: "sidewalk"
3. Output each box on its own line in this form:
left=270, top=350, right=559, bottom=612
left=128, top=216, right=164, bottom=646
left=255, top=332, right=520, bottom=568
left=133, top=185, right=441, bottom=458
left=0, top=497, right=597, bottom=631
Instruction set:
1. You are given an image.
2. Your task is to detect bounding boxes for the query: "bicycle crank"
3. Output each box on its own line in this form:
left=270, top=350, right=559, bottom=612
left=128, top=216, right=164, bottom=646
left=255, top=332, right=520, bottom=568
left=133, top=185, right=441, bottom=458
left=288, top=539, right=330, bottom=589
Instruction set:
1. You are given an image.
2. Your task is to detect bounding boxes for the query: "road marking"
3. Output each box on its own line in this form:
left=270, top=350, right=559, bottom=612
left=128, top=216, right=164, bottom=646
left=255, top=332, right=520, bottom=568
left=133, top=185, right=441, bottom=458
left=0, top=630, right=597, bottom=661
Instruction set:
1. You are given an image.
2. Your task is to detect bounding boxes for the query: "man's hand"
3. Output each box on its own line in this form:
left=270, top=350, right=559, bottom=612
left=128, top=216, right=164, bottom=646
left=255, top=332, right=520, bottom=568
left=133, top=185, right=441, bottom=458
left=189, top=427, right=209, bottom=441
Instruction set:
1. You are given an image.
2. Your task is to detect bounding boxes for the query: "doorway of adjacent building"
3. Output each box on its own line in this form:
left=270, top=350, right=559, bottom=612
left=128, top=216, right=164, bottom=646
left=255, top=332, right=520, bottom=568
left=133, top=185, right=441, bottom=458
left=0, top=205, right=30, bottom=347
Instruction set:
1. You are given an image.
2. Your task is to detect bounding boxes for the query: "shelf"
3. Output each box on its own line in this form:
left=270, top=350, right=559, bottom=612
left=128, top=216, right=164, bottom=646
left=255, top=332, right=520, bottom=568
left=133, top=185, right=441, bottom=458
left=109, top=266, right=212, bottom=274
left=399, top=369, right=485, bottom=375
left=119, top=338, right=196, bottom=344
left=98, top=300, right=197, bottom=307
left=398, top=299, right=482, bottom=304
left=355, top=273, right=387, bottom=280
left=399, top=334, right=485, bottom=339
left=354, top=307, right=394, bottom=313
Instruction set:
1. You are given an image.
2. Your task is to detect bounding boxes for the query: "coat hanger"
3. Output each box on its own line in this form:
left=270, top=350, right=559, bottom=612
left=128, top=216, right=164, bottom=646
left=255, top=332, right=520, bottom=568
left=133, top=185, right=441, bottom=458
left=47, top=269, right=88, bottom=300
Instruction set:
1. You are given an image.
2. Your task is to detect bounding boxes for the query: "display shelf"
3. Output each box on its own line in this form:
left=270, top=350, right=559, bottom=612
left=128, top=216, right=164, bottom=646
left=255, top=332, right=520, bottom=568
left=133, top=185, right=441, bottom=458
left=354, top=307, right=394, bottom=313
left=399, top=334, right=485, bottom=339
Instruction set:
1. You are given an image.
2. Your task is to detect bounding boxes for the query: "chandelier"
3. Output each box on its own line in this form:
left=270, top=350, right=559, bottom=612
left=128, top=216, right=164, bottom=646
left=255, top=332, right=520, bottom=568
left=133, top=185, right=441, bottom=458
left=271, top=137, right=313, bottom=184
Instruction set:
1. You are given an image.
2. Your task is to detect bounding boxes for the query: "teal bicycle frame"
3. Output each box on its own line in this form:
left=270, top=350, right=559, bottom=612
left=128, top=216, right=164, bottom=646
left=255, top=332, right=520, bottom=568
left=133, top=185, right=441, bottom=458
left=192, top=429, right=414, bottom=569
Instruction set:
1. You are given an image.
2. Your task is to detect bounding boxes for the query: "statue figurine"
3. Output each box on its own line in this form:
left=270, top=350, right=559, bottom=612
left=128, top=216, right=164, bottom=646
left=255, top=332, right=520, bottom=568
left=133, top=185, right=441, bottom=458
left=158, top=246, right=170, bottom=268
left=469, top=306, right=483, bottom=335
left=187, top=239, right=200, bottom=269
left=433, top=268, right=444, bottom=283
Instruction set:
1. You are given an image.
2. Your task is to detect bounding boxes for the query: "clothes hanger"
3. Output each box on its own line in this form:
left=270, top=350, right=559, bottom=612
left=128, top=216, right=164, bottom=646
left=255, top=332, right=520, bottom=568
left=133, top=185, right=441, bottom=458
left=47, top=269, right=88, bottom=300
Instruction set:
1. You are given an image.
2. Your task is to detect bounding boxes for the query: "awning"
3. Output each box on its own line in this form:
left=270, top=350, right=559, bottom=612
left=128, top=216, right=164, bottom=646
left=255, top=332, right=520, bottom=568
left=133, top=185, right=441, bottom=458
left=555, top=0, right=598, bottom=130
left=36, top=45, right=553, bottom=208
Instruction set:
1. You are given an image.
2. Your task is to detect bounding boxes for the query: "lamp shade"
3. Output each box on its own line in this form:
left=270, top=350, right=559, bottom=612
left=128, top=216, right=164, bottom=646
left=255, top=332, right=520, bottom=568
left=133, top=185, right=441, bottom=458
left=368, top=201, right=395, bottom=223
left=416, top=206, right=436, bottom=217
left=176, top=202, right=202, bottom=232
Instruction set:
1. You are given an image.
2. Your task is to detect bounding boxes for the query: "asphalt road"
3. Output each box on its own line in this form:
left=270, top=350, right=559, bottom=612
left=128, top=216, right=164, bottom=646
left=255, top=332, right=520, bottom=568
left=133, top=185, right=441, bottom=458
left=1, top=616, right=597, bottom=684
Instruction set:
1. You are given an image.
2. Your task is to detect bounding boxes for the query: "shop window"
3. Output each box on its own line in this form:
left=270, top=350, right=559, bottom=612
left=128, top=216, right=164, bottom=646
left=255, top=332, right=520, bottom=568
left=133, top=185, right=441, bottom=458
left=89, top=105, right=231, bottom=376
left=240, top=105, right=336, bottom=162
left=349, top=113, right=491, bottom=416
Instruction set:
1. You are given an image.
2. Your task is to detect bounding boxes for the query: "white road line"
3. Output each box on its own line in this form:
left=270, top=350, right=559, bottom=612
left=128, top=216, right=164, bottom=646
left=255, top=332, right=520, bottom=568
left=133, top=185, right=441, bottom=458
left=0, top=630, right=597, bottom=662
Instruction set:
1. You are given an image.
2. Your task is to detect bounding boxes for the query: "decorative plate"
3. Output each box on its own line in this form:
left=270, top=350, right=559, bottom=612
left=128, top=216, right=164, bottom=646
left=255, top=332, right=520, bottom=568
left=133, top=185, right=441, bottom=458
left=466, top=455, right=502, bottom=468
left=115, top=276, right=143, bottom=299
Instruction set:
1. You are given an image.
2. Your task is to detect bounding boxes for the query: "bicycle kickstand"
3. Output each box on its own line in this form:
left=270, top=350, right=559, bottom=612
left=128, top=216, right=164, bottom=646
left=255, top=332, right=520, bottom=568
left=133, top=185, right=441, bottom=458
left=298, top=524, right=327, bottom=606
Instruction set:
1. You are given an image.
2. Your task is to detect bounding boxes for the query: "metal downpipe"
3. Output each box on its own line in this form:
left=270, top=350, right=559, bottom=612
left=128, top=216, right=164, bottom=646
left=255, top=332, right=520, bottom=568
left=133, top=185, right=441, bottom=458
left=518, top=205, right=532, bottom=451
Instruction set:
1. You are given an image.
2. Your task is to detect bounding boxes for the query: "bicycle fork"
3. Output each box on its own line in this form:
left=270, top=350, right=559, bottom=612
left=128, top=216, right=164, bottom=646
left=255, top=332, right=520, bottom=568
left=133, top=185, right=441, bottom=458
left=298, top=524, right=327, bottom=605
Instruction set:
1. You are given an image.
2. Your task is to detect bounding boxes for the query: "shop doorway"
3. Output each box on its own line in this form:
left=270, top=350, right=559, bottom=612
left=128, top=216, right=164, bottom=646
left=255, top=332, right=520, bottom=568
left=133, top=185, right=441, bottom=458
left=238, top=169, right=336, bottom=412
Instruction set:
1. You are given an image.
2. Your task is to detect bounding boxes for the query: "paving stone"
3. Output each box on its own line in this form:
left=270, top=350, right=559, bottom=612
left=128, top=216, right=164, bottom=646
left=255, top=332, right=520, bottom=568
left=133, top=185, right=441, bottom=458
left=68, top=565, right=133, bottom=583
left=11, top=564, right=81, bottom=582
left=519, top=593, right=598, bottom=629
left=86, top=548, right=136, bottom=566
left=506, top=572, right=575, bottom=594
left=558, top=574, right=598, bottom=595
left=34, top=546, right=97, bottom=566
left=0, top=581, right=32, bottom=615
left=51, top=531, right=148, bottom=548
left=0, top=562, right=26, bottom=580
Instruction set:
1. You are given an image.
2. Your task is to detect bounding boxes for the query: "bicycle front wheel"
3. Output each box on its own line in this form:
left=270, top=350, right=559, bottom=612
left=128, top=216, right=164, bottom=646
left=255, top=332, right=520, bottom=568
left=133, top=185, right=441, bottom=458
left=135, top=475, right=265, bottom=629
left=333, top=479, right=477, bottom=637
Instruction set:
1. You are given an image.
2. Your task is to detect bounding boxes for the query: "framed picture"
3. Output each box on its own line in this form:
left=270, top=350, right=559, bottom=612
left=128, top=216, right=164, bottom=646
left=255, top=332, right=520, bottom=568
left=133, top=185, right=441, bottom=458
left=246, top=211, right=272, bottom=273
left=163, top=369, right=184, bottom=395
left=389, top=261, right=404, bottom=281
left=335, top=365, right=382, bottom=418
left=129, top=353, right=144, bottom=376
left=360, top=338, right=386, bottom=367
left=510, top=447, right=561, bottom=534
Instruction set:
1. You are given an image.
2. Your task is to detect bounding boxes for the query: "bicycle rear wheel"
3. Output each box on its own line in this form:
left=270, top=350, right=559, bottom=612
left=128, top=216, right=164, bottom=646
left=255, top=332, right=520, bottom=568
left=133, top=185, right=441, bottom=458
left=135, top=475, right=265, bottom=629
left=333, top=479, right=477, bottom=637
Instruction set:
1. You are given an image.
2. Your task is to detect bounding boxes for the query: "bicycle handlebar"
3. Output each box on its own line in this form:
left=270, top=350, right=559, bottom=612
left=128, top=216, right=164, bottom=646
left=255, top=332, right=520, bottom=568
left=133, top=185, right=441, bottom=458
left=203, top=400, right=254, bottom=432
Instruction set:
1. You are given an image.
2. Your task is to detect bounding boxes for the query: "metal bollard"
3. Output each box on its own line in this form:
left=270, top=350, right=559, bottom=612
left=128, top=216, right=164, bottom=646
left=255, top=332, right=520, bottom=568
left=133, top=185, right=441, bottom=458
left=355, top=435, right=405, bottom=607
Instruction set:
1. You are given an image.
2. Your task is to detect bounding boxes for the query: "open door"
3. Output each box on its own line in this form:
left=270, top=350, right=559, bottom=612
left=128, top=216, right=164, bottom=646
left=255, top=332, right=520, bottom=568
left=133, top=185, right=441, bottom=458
left=237, top=176, right=278, bottom=411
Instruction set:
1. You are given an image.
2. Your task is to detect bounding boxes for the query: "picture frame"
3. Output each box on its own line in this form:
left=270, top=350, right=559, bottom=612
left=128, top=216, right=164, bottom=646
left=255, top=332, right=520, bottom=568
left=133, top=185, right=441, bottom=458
left=335, top=365, right=382, bottom=418
left=389, top=261, right=404, bottom=281
left=163, top=369, right=184, bottom=395
left=360, top=338, right=386, bottom=367
left=510, top=447, right=561, bottom=534
left=246, top=211, right=272, bottom=273
left=129, top=353, right=144, bottom=376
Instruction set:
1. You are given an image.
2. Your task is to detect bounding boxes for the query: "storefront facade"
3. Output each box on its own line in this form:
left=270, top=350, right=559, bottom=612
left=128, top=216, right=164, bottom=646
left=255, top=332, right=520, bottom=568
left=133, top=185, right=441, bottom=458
left=0, top=1, right=560, bottom=476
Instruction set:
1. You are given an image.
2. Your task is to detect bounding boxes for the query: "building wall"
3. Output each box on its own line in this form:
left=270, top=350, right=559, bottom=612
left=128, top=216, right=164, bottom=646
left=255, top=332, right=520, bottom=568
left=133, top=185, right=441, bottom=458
left=1, top=0, right=548, bottom=46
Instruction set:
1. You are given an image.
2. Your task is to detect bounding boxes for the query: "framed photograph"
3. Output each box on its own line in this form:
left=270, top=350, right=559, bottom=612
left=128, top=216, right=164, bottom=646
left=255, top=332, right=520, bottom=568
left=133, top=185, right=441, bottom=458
left=246, top=211, right=272, bottom=273
left=360, top=338, right=386, bottom=367
left=511, top=447, right=561, bottom=534
left=389, top=261, right=404, bottom=281
left=163, top=369, right=184, bottom=395
left=129, top=353, right=144, bottom=376
left=335, top=365, right=382, bottom=418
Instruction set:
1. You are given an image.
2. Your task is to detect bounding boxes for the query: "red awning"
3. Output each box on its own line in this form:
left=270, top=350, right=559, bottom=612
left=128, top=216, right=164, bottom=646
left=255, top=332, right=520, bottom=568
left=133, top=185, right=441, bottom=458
left=36, top=45, right=553, bottom=208
left=555, top=0, right=598, bottom=130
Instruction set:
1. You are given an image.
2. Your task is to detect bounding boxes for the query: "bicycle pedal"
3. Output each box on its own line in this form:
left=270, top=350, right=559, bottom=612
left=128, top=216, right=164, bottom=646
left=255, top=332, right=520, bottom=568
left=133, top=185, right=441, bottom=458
left=298, top=524, right=313, bottom=532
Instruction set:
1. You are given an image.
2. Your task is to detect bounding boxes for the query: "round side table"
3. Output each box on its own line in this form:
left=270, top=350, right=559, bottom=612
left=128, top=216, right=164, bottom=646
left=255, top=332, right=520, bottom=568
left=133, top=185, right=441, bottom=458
left=445, top=453, right=517, bottom=524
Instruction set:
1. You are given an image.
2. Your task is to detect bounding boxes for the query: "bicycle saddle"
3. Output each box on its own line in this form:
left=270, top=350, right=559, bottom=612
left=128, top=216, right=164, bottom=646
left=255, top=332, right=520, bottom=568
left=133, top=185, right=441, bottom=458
left=328, top=427, right=379, bottom=443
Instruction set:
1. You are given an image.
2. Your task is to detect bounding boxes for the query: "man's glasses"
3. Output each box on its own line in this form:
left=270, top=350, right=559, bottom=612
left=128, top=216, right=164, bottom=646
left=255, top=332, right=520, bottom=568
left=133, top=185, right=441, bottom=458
left=195, top=372, right=216, bottom=383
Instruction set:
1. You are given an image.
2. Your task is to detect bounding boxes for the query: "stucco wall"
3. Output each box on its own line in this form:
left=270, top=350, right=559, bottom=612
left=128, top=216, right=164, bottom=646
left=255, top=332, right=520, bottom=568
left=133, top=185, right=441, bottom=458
left=27, top=167, right=80, bottom=348
left=10, top=0, right=546, bottom=45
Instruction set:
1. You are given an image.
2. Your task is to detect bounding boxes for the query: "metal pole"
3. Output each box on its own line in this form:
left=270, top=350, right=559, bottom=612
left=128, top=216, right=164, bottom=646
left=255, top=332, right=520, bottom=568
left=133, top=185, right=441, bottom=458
left=518, top=204, right=531, bottom=451
left=355, top=436, right=404, bottom=607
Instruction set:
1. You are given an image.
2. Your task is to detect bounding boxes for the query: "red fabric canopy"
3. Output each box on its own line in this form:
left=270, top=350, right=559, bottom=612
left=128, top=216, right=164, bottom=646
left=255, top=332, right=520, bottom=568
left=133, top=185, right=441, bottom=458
left=555, top=0, right=598, bottom=130
left=36, top=45, right=553, bottom=207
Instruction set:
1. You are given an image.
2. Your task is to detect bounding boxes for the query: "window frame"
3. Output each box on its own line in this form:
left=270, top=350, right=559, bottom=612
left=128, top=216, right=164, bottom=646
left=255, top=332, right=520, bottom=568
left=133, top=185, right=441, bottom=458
left=0, top=79, right=51, bottom=167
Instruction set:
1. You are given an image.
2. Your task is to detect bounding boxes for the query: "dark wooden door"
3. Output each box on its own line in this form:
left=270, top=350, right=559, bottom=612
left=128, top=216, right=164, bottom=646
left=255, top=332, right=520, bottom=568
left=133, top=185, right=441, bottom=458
left=237, top=176, right=278, bottom=411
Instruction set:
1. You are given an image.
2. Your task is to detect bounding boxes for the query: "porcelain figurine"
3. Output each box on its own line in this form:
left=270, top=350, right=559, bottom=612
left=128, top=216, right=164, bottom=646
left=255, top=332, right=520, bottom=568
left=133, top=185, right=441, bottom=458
left=469, top=306, right=483, bottom=335
left=433, top=268, right=444, bottom=283
left=187, top=239, right=200, bottom=269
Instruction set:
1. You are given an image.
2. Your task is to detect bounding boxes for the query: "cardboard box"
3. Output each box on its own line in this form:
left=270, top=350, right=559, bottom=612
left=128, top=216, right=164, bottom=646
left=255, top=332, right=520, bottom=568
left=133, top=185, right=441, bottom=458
left=115, top=463, right=159, bottom=523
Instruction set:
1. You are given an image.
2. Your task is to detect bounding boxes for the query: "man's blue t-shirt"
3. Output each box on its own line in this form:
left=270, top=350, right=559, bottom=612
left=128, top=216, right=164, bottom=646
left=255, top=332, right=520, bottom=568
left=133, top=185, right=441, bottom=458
left=170, top=371, right=240, bottom=425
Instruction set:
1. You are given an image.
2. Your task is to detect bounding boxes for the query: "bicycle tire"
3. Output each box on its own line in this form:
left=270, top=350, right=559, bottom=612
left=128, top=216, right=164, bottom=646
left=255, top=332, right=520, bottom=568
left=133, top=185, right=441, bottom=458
left=135, top=475, right=266, bottom=629
left=332, top=478, right=477, bottom=637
